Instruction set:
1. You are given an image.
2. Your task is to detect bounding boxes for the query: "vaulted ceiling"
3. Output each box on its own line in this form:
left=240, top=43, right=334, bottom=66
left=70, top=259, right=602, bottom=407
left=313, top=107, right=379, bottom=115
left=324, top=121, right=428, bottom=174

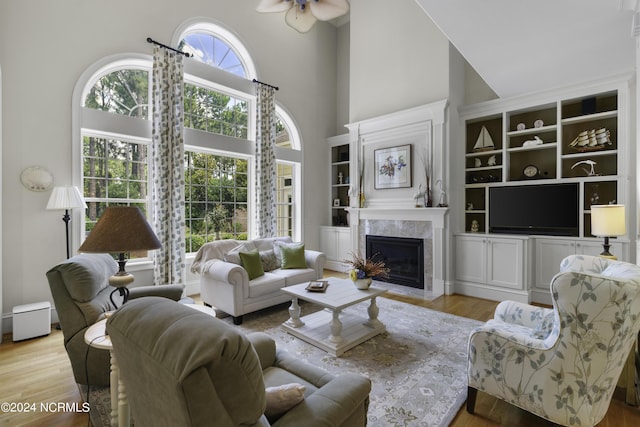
left=415, top=0, right=637, bottom=99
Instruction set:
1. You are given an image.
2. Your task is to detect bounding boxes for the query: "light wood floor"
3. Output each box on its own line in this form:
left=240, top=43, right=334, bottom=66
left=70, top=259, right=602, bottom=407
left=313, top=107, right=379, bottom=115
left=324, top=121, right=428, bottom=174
left=2, top=283, right=639, bottom=426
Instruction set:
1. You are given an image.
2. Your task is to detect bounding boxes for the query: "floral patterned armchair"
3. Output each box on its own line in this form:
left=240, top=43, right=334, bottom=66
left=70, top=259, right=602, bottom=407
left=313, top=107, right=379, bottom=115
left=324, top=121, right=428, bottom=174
left=467, top=254, right=640, bottom=426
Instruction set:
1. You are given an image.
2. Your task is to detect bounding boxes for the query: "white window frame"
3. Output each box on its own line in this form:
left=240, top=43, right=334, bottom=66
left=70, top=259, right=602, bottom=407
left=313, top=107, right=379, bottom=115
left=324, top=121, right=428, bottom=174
left=72, top=21, right=304, bottom=260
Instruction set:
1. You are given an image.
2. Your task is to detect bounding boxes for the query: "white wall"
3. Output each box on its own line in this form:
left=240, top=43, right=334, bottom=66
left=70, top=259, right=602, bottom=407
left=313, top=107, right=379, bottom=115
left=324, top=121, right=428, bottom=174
left=0, top=0, right=337, bottom=329
left=348, top=0, right=450, bottom=123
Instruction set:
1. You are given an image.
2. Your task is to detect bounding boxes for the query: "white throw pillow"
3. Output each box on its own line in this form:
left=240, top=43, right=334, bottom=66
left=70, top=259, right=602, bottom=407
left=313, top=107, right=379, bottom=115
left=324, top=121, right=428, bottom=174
left=223, top=242, right=257, bottom=265
left=264, top=383, right=306, bottom=418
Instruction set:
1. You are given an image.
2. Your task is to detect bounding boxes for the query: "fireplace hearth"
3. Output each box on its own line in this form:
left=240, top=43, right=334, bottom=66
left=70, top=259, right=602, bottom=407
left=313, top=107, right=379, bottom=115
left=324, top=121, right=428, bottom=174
left=366, top=235, right=424, bottom=289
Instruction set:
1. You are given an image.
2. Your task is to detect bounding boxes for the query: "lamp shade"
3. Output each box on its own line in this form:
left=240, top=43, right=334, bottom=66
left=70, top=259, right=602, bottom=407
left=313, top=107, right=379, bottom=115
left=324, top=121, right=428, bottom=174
left=591, top=204, right=626, bottom=237
left=78, top=206, right=161, bottom=253
left=46, top=186, right=87, bottom=210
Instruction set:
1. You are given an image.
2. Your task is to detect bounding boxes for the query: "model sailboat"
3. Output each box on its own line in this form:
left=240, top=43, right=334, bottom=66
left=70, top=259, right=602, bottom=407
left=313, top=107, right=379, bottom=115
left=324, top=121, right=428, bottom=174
left=473, top=126, right=495, bottom=151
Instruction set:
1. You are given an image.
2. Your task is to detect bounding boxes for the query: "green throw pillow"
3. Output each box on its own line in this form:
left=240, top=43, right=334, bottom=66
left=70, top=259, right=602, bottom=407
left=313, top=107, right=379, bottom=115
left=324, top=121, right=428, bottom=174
left=280, top=244, right=307, bottom=269
left=239, top=249, right=265, bottom=280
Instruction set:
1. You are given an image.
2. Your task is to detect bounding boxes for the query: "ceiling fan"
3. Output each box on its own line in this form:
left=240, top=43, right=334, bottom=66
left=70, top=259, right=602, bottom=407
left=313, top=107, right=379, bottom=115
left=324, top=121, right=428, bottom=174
left=256, top=0, right=350, bottom=33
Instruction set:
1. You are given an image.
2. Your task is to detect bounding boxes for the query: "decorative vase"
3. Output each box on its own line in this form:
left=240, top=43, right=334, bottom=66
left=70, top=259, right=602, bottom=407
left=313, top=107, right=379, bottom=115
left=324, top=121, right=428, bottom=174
left=353, top=277, right=372, bottom=290
left=359, top=192, right=366, bottom=208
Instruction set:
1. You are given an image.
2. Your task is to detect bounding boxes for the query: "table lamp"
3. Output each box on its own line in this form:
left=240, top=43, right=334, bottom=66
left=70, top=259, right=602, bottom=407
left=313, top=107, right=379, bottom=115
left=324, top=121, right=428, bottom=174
left=46, top=186, right=87, bottom=259
left=591, top=204, right=625, bottom=260
left=79, top=206, right=161, bottom=304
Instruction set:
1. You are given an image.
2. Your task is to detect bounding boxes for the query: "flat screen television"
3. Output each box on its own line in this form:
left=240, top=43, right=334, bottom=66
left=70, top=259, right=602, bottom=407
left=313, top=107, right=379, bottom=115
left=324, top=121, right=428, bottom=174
left=489, top=183, right=579, bottom=236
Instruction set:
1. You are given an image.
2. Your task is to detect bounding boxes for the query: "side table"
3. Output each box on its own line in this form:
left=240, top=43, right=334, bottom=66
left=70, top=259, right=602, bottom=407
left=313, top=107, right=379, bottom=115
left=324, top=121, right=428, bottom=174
left=84, top=318, right=127, bottom=427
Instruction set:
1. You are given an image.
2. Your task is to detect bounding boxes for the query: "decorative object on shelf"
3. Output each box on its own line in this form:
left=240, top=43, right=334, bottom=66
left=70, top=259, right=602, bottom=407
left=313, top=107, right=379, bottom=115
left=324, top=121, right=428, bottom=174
left=256, top=0, right=349, bottom=33
left=522, top=135, right=543, bottom=147
left=487, top=155, right=497, bottom=166
left=474, top=158, right=482, bottom=167
left=333, top=198, right=340, bottom=207
left=471, top=220, right=480, bottom=233
left=516, top=123, right=526, bottom=131
left=418, top=144, right=433, bottom=207
left=436, top=179, right=448, bottom=207
left=79, top=206, right=162, bottom=306
left=413, top=184, right=424, bottom=207
left=343, top=252, right=389, bottom=290
left=523, top=164, right=540, bottom=179
left=569, top=128, right=611, bottom=151
left=20, top=165, right=53, bottom=192
left=473, top=126, right=495, bottom=152
left=374, top=144, right=412, bottom=189
left=46, top=186, right=87, bottom=259
left=466, top=203, right=474, bottom=210
left=591, top=204, right=625, bottom=260
left=533, top=119, right=544, bottom=128
left=338, top=172, right=343, bottom=184
left=571, top=159, right=597, bottom=176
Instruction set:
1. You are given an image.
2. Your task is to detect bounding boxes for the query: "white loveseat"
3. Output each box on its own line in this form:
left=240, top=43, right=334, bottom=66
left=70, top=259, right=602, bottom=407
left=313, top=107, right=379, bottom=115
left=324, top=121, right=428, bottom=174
left=191, top=237, right=326, bottom=324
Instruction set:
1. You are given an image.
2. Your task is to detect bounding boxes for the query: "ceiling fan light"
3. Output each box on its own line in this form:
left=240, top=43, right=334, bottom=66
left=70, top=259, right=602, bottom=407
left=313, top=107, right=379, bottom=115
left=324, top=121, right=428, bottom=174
left=308, top=0, right=350, bottom=21
left=285, top=6, right=317, bottom=33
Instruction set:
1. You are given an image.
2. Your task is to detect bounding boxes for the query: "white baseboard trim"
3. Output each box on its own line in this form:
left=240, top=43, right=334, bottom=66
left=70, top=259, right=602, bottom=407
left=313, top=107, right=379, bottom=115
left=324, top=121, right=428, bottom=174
left=454, top=282, right=530, bottom=304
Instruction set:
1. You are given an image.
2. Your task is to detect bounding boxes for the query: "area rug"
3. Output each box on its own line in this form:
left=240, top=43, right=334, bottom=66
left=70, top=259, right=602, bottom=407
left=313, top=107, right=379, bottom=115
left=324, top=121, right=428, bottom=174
left=88, top=297, right=482, bottom=427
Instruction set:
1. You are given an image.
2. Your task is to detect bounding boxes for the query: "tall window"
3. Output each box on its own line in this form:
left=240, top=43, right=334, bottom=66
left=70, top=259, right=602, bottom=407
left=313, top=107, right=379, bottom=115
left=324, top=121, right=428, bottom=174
left=82, top=135, right=149, bottom=231
left=77, top=21, right=303, bottom=257
left=183, top=83, right=249, bottom=138
left=184, top=151, right=248, bottom=252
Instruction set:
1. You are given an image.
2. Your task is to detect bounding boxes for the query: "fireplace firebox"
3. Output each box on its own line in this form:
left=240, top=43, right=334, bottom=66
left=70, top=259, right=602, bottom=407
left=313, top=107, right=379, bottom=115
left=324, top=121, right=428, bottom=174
left=366, top=235, right=424, bottom=289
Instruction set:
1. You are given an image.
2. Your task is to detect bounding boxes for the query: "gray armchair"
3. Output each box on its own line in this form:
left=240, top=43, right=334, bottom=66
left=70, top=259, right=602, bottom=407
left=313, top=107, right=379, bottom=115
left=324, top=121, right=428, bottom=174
left=46, top=253, right=184, bottom=386
left=106, top=297, right=371, bottom=427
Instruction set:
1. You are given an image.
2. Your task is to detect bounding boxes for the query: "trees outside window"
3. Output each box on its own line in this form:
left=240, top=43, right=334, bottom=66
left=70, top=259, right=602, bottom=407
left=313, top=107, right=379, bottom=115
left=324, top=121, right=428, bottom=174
left=78, top=21, right=302, bottom=257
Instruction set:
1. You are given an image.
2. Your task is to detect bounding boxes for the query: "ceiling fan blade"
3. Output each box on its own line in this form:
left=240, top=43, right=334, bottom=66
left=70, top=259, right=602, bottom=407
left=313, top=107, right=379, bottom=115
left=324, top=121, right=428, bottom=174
left=256, top=0, right=292, bottom=13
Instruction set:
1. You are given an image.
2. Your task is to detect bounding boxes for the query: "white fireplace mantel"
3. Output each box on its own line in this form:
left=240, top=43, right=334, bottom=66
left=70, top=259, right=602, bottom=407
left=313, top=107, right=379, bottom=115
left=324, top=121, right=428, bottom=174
left=346, top=207, right=447, bottom=229
left=346, top=207, right=449, bottom=299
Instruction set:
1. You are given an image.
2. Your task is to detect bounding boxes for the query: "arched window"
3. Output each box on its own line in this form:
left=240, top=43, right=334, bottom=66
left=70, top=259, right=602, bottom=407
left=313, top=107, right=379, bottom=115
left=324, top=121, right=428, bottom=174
left=75, top=21, right=303, bottom=259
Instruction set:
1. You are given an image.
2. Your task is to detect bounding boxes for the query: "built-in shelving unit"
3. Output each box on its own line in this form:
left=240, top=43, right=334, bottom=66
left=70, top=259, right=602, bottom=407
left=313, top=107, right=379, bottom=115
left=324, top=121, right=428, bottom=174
left=328, top=137, right=351, bottom=226
left=456, top=78, right=632, bottom=305
left=463, top=89, right=622, bottom=237
left=323, top=134, right=353, bottom=271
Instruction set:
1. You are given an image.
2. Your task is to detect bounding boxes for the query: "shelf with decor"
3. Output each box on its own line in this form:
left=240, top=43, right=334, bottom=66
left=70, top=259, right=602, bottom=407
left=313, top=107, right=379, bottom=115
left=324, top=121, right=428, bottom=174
left=461, top=85, right=625, bottom=237
left=328, top=137, right=351, bottom=227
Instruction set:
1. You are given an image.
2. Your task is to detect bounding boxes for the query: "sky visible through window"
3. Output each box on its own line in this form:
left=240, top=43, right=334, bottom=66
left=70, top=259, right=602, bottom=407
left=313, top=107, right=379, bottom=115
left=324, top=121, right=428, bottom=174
left=180, top=33, right=246, bottom=78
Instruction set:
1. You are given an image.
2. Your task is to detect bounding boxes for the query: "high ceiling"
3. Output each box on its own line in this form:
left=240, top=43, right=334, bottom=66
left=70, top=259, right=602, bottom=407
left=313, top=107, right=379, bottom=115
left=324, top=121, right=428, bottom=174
left=415, top=0, right=637, bottom=98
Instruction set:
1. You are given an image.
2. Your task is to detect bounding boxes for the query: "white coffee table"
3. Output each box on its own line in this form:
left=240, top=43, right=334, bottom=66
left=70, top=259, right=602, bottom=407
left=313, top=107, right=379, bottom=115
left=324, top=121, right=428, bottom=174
left=281, top=278, right=387, bottom=356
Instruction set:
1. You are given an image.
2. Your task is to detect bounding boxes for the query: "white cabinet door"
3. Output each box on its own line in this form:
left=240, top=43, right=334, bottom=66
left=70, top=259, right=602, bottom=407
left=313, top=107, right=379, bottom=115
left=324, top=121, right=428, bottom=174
left=320, top=227, right=338, bottom=261
left=534, top=239, right=576, bottom=292
left=487, top=238, right=524, bottom=289
left=336, top=228, right=352, bottom=262
left=455, top=235, right=487, bottom=284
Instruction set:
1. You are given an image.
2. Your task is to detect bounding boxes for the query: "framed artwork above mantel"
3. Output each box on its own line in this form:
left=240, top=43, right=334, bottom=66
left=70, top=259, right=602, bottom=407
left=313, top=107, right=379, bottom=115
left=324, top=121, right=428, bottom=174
left=374, top=144, right=412, bottom=189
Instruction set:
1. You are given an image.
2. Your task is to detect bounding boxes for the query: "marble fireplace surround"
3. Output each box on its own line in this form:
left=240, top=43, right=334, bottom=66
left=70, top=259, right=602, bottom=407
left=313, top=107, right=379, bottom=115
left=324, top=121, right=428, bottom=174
left=347, top=207, right=447, bottom=300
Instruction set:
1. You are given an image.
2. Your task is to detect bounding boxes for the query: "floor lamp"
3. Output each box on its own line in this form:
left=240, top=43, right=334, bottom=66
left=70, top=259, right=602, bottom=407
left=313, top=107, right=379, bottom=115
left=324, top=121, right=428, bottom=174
left=78, top=206, right=161, bottom=306
left=46, top=186, right=87, bottom=259
left=591, top=204, right=626, bottom=260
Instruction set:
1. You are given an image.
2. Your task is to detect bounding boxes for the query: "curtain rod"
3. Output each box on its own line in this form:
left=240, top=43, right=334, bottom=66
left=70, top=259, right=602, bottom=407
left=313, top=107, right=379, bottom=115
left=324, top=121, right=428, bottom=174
left=252, top=78, right=279, bottom=91
left=146, top=37, right=192, bottom=57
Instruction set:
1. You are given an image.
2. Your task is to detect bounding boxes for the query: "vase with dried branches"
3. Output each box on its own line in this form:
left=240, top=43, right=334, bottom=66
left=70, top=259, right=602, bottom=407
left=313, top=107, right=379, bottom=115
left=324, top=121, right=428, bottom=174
left=419, top=150, right=432, bottom=207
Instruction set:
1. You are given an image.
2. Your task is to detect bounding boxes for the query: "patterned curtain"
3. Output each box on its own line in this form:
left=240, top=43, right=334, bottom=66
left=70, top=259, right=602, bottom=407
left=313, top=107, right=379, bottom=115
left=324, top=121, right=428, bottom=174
left=150, top=46, right=185, bottom=285
left=255, top=83, right=277, bottom=237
